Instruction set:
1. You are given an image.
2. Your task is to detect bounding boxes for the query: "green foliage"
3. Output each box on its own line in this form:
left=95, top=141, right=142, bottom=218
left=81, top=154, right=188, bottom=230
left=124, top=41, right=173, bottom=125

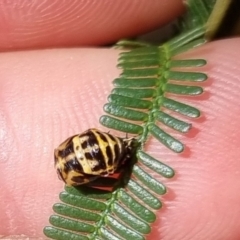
left=44, top=0, right=219, bottom=239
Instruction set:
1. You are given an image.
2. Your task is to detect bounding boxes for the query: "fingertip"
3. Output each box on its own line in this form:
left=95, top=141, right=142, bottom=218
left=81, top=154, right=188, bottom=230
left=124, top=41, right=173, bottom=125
left=0, top=0, right=184, bottom=50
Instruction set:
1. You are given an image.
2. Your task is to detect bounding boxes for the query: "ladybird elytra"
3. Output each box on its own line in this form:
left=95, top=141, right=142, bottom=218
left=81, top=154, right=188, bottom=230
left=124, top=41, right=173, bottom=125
left=54, top=128, right=135, bottom=186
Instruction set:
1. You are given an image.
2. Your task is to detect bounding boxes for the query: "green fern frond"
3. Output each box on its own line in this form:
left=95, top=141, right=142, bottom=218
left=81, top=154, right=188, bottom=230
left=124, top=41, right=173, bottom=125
left=44, top=33, right=206, bottom=239
left=43, top=0, right=223, bottom=239
left=101, top=29, right=207, bottom=148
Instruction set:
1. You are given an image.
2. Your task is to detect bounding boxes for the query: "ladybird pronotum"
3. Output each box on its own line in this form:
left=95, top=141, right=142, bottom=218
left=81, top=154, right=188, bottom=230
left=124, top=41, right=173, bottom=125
left=54, top=128, right=135, bottom=186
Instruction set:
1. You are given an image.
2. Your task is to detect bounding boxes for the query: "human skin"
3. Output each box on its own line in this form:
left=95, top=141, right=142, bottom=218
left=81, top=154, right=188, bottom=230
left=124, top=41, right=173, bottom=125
left=1, top=1, right=240, bottom=240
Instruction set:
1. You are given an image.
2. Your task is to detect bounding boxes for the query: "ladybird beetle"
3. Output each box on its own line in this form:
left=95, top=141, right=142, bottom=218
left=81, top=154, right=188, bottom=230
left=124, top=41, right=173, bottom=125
left=54, top=128, right=135, bottom=186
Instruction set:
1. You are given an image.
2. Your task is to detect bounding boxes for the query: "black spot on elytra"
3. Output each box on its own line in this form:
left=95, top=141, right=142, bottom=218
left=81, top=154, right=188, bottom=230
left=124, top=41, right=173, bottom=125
left=81, top=140, right=88, bottom=150
left=106, top=145, right=113, bottom=166
left=92, top=164, right=103, bottom=172
left=114, top=141, right=121, bottom=162
left=91, top=149, right=107, bottom=172
left=87, top=130, right=99, bottom=146
left=71, top=174, right=98, bottom=185
left=71, top=175, right=86, bottom=184
left=58, top=141, right=74, bottom=158
left=82, top=131, right=107, bottom=171
left=98, top=131, right=108, bottom=142
left=65, top=157, right=83, bottom=173
left=85, top=152, right=93, bottom=160
left=107, top=133, right=116, bottom=142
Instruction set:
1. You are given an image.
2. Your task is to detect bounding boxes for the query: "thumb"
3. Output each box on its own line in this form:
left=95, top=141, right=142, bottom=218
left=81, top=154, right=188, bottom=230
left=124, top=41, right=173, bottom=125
left=1, top=38, right=240, bottom=239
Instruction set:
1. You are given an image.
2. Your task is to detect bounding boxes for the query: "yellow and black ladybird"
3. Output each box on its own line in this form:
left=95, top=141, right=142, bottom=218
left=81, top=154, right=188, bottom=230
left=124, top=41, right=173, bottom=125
left=54, top=128, right=135, bottom=186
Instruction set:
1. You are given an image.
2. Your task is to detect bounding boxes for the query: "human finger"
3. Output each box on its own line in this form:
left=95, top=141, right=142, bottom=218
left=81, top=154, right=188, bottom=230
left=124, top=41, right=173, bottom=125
left=1, top=38, right=240, bottom=239
left=0, top=0, right=184, bottom=51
